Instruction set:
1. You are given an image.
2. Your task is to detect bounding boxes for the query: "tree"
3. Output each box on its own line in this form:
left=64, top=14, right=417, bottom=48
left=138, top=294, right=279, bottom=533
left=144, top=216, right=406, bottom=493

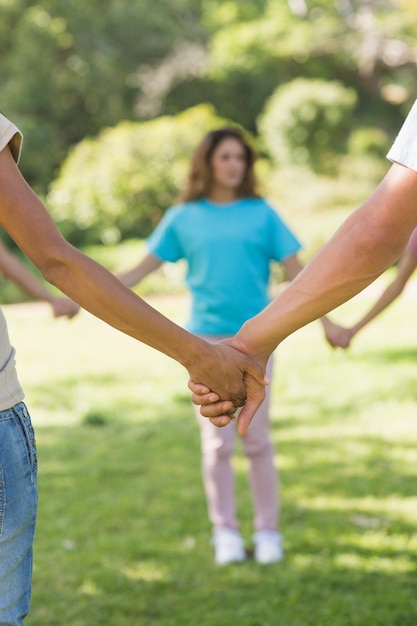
left=258, top=78, right=357, bottom=173
left=2, top=0, right=417, bottom=196
left=0, top=0, right=205, bottom=192
left=194, top=0, right=417, bottom=136
left=48, top=104, right=232, bottom=245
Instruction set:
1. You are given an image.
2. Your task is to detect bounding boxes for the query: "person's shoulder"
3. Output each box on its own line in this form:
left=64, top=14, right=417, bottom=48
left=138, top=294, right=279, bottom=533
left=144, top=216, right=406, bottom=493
left=248, top=196, right=279, bottom=213
left=167, top=201, right=200, bottom=216
left=0, top=111, right=15, bottom=130
left=255, top=197, right=293, bottom=229
left=161, top=201, right=200, bottom=225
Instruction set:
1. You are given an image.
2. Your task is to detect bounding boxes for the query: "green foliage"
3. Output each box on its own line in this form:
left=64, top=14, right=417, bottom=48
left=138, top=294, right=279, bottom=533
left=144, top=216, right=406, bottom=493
left=2, top=0, right=417, bottom=195
left=0, top=0, right=205, bottom=191
left=347, top=126, right=390, bottom=158
left=258, top=78, right=357, bottom=173
left=198, top=0, right=417, bottom=134
left=48, top=105, right=230, bottom=245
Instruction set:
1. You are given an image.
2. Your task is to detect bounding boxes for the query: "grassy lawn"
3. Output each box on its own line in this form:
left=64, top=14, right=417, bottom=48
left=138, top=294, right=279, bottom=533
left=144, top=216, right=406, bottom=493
left=6, top=279, right=417, bottom=626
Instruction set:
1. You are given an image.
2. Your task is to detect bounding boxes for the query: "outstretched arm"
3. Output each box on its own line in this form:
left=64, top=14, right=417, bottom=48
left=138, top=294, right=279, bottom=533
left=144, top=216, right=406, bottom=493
left=117, top=252, right=162, bottom=288
left=193, top=162, right=417, bottom=432
left=282, top=254, right=351, bottom=348
left=0, top=239, right=79, bottom=318
left=0, top=145, right=266, bottom=404
left=233, top=163, right=417, bottom=364
left=337, top=250, right=417, bottom=347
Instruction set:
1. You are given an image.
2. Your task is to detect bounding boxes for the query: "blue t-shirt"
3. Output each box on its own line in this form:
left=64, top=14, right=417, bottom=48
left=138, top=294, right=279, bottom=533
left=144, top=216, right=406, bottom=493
left=147, top=197, right=302, bottom=335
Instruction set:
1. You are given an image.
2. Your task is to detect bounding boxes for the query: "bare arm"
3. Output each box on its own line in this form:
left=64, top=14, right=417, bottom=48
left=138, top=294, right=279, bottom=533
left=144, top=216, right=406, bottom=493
left=0, top=145, right=266, bottom=403
left=233, top=164, right=417, bottom=366
left=282, top=254, right=351, bottom=348
left=347, top=251, right=417, bottom=340
left=0, top=240, right=79, bottom=318
left=117, top=252, right=162, bottom=288
left=194, top=162, right=417, bottom=432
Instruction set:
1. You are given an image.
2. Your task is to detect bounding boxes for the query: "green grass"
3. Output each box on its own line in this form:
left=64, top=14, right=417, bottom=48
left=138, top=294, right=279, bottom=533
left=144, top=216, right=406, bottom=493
left=6, top=279, right=417, bottom=626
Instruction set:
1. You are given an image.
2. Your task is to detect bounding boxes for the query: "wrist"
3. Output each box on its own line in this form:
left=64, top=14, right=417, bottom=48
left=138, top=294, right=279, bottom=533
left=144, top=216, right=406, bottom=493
left=350, top=324, right=361, bottom=336
left=231, top=325, right=270, bottom=370
left=176, top=333, right=213, bottom=373
left=319, top=316, right=331, bottom=328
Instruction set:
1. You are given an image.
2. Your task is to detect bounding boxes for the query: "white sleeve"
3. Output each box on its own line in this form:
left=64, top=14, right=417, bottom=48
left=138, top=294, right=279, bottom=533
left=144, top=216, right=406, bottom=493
left=387, top=100, right=417, bottom=173
left=0, top=112, right=22, bottom=163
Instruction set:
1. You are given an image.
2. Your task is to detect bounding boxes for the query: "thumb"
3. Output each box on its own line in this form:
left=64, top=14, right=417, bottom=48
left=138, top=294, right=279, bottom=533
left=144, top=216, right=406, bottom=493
left=236, top=395, right=263, bottom=436
left=245, top=360, right=269, bottom=387
left=236, top=373, right=266, bottom=436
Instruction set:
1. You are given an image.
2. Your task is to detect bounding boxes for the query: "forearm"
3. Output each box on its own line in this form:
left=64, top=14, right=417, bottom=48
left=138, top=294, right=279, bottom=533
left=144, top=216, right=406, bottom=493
left=0, top=156, right=202, bottom=368
left=0, top=254, right=56, bottom=302
left=117, top=253, right=162, bottom=288
left=0, top=135, right=266, bottom=408
left=283, top=253, right=343, bottom=344
left=350, top=283, right=403, bottom=335
left=233, top=164, right=417, bottom=361
left=43, top=244, right=203, bottom=366
left=350, top=252, right=417, bottom=336
left=43, top=246, right=268, bottom=407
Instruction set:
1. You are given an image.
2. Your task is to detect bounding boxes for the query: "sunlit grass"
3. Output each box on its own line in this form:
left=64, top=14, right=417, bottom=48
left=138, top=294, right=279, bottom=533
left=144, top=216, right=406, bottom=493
left=4, top=277, right=417, bottom=625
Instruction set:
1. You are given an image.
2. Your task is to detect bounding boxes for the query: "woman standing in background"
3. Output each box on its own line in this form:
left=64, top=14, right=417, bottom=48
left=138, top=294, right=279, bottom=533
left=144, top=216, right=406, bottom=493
left=118, top=127, right=346, bottom=565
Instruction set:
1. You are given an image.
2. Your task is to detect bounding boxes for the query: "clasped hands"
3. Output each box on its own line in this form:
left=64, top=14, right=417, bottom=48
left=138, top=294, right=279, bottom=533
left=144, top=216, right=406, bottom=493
left=187, top=337, right=269, bottom=436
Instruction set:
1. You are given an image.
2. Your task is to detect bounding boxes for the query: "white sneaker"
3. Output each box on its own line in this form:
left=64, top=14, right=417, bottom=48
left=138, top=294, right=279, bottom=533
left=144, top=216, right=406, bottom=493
left=253, top=530, right=283, bottom=564
left=212, top=528, right=246, bottom=566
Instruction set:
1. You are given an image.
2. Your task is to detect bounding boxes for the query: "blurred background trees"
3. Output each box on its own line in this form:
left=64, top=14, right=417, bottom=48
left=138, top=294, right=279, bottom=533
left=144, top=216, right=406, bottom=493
left=47, top=104, right=230, bottom=245
left=1, top=0, right=416, bottom=247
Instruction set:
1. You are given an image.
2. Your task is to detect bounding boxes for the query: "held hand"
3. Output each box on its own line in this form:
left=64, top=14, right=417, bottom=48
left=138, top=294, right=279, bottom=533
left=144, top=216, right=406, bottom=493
left=186, top=341, right=267, bottom=410
left=323, top=321, right=354, bottom=349
left=50, top=297, right=80, bottom=319
left=188, top=380, right=236, bottom=428
left=188, top=363, right=268, bottom=436
left=235, top=371, right=267, bottom=435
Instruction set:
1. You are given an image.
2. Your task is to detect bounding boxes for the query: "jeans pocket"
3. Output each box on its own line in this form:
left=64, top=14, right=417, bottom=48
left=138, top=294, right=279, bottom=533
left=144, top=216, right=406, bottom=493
left=12, top=403, right=38, bottom=477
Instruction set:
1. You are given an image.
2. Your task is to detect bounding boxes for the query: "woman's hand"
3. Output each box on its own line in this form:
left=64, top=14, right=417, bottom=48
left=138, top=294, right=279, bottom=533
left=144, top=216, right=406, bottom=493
left=188, top=340, right=269, bottom=436
left=49, top=296, right=80, bottom=319
left=322, top=318, right=353, bottom=349
left=186, top=340, right=267, bottom=412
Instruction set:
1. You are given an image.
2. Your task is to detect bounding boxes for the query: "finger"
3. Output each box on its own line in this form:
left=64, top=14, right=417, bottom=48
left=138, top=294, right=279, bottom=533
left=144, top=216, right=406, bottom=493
left=199, top=400, right=236, bottom=417
left=235, top=373, right=266, bottom=435
left=236, top=394, right=264, bottom=436
left=246, top=361, right=269, bottom=387
left=191, top=392, right=222, bottom=406
left=188, top=379, right=212, bottom=395
left=209, top=415, right=235, bottom=428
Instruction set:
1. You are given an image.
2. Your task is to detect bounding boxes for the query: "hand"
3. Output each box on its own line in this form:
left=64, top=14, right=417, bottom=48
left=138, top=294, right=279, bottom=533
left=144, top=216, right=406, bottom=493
left=186, top=341, right=267, bottom=412
left=188, top=380, right=236, bottom=427
left=50, top=296, right=80, bottom=319
left=323, top=320, right=353, bottom=349
left=189, top=368, right=267, bottom=436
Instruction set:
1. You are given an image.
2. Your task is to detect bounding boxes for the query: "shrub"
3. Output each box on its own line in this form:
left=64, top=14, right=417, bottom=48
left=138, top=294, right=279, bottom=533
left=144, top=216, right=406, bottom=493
left=48, top=104, right=230, bottom=246
left=347, top=126, right=389, bottom=158
left=258, top=78, right=357, bottom=174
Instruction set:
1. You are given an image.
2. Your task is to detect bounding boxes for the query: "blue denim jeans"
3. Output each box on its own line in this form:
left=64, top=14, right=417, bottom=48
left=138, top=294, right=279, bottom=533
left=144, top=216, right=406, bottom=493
left=0, top=403, right=38, bottom=626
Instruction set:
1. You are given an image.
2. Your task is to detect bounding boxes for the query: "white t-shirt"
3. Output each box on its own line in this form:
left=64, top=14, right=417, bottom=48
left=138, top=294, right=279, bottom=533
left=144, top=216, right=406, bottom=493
left=0, top=113, right=25, bottom=409
left=387, top=99, right=417, bottom=172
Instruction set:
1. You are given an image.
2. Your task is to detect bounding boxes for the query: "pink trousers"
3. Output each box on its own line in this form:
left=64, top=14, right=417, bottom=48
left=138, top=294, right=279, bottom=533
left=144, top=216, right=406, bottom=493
left=193, top=347, right=279, bottom=533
